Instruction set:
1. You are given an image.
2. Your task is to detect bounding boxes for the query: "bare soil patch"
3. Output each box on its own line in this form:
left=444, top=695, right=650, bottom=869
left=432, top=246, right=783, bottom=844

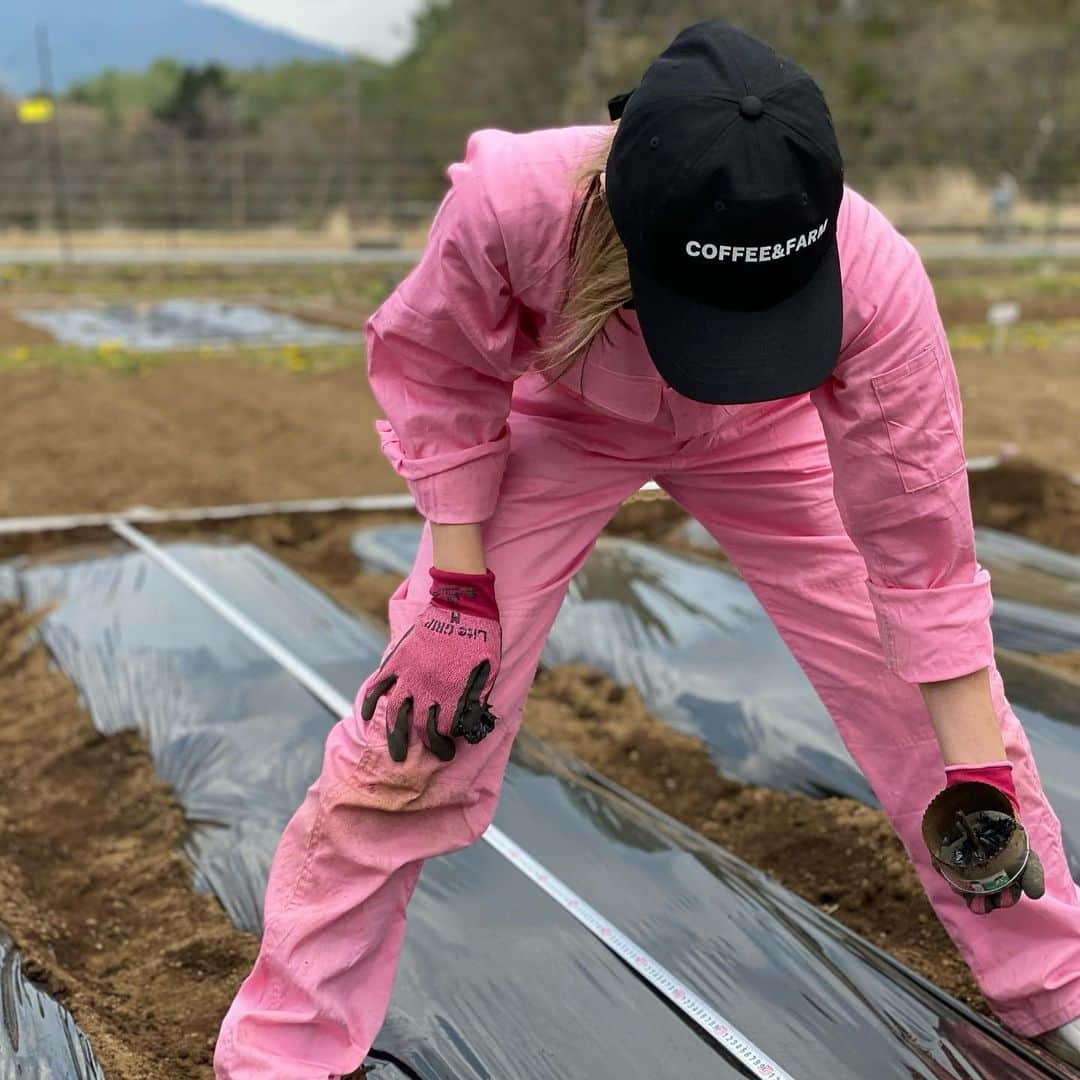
left=968, top=457, right=1080, bottom=555
left=0, top=307, right=53, bottom=347
left=0, top=603, right=258, bottom=1079
left=955, top=346, right=1080, bottom=480
left=2, top=350, right=1079, bottom=523
left=0, top=360, right=401, bottom=518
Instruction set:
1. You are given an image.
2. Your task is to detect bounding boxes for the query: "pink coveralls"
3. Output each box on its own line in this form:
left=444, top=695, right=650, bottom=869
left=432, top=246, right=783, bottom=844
left=216, top=126, right=1080, bottom=1077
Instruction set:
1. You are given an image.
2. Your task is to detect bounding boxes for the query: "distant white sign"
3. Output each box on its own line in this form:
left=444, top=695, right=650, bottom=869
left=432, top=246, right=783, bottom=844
left=987, top=301, right=1021, bottom=326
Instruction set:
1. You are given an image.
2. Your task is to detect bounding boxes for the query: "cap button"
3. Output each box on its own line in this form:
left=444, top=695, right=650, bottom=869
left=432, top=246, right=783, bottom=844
left=739, top=95, right=764, bottom=120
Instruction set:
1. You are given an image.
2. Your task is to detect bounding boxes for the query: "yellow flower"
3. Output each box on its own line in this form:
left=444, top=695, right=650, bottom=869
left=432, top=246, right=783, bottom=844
left=950, top=330, right=986, bottom=351
left=6, top=345, right=30, bottom=365
left=96, top=339, right=125, bottom=360
left=283, top=344, right=309, bottom=371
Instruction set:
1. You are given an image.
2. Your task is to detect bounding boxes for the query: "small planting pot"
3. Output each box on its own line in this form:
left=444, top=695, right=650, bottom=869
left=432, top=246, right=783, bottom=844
left=921, top=781, right=1030, bottom=896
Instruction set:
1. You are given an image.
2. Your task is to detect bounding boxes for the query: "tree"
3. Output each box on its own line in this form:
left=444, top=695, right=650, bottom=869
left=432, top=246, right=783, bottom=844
left=152, top=63, right=234, bottom=139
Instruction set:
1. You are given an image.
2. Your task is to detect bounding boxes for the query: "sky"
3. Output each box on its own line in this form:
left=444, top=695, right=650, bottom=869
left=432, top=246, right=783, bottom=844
left=202, top=0, right=425, bottom=60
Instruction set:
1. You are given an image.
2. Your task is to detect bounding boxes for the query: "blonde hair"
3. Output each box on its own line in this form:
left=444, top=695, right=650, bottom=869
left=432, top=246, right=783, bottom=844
left=533, top=128, right=632, bottom=381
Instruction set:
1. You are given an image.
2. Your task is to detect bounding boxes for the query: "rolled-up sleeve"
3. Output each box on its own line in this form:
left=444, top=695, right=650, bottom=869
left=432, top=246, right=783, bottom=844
left=810, top=192, right=994, bottom=684
left=366, top=135, right=520, bottom=524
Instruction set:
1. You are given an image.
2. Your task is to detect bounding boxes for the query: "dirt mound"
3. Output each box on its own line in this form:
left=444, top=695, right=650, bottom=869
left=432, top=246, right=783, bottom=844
left=0, top=603, right=258, bottom=1079
left=969, top=458, right=1080, bottom=555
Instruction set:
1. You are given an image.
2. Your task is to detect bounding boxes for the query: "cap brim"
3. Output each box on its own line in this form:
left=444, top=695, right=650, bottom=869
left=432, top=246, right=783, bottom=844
left=628, top=240, right=842, bottom=405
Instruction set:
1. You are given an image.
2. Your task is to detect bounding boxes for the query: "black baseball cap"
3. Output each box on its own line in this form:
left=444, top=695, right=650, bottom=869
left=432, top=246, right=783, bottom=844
left=605, top=21, right=845, bottom=404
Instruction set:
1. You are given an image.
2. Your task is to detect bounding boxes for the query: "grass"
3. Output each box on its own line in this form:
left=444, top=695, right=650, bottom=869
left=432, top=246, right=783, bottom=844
left=947, top=318, right=1080, bottom=353
left=2, top=256, right=1078, bottom=310
left=0, top=262, right=407, bottom=306
left=0, top=340, right=362, bottom=375
left=930, top=263, right=1080, bottom=306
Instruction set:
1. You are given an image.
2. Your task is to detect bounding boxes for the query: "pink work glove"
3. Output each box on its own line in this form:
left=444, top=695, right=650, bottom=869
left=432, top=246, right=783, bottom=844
left=922, top=761, right=1045, bottom=915
left=944, top=762, right=1020, bottom=814
left=361, top=568, right=501, bottom=762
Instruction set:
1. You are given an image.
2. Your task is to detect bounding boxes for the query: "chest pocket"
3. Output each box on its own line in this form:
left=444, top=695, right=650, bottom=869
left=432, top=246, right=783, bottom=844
left=560, top=349, right=664, bottom=423
left=555, top=311, right=667, bottom=422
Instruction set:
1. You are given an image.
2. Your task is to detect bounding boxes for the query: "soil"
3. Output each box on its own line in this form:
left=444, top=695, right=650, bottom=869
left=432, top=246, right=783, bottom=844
left=0, top=603, right=258, bottom=1079
left=952, top=344, right=1080, bottom=484
left=1035, top=652, right=1080, bottom=679
left=2, top=351, right=1080, bottom=530
left=0, top=360, right=401, bottom=519
left=968, top=457, right=1080, bottom=556
left=939, top=296, right=1080, bottom=326
left=4, top=354, right=1080, bottom=1072
left=0, top=307, right=53, bottom=347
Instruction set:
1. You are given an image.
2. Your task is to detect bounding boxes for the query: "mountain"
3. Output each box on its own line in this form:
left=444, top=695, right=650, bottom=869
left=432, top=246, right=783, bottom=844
left=0, top=0, right=344, bottom=94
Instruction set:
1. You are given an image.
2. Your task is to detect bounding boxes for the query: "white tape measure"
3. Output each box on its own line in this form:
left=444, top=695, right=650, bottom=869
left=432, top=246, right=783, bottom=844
left=484, top=825, right=793, bottom=1078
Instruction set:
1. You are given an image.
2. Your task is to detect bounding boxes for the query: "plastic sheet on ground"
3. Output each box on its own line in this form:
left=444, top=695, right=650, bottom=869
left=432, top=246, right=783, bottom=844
left=0, top=564, right=17, bottom=602
left=9, top=539, right=1067, bottom=1078
left=674, top=520, right=1080, bottom=654
left=0, top=928, right=105, bottom=1080
left=974, top=527, right=1080, bottom=619
left=16, top=299, right=361, bottom=351
left=351, top=525, right=1080, bottom=877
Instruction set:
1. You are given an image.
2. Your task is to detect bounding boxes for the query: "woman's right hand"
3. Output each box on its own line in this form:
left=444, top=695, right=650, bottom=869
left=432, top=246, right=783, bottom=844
left=360, top=568, right=501, bottom=763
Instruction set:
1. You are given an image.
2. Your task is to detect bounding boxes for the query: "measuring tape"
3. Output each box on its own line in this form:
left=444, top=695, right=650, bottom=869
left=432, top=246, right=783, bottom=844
left=484, top=825, right=791, bottom=1077
left=111, top=519, right=794, bottom=1079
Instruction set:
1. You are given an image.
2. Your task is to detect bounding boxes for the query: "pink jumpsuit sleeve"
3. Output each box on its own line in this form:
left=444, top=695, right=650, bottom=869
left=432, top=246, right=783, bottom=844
left=366, top=136, right=520, bottom=524
left=809, top=192, right=993, bottom=684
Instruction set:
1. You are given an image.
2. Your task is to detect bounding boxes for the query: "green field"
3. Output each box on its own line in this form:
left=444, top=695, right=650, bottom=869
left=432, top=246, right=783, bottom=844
left=1, top=257, right=1077, bottom=373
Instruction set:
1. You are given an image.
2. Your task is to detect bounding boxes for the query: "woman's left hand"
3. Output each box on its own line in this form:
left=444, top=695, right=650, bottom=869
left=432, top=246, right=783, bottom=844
left=922, top=765, right=1046, bottom=915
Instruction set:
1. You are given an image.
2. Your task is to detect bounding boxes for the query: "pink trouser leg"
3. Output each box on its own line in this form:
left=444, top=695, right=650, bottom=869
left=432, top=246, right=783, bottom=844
left=215, top=414, right=650, bottom=1078
left=659, top=396, right=1080, bottom=1037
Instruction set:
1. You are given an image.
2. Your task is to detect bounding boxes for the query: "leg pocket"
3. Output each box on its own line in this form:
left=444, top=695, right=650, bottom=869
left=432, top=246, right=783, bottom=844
left=871, top=345, right=966, bottom=493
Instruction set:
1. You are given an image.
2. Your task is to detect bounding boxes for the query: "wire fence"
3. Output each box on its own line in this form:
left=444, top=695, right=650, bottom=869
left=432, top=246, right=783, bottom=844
left=6, top=121, right=1079, bottom=243
left=5, top=130, right=1078, bottom=241
left=1, top=124, right=448, bottom=233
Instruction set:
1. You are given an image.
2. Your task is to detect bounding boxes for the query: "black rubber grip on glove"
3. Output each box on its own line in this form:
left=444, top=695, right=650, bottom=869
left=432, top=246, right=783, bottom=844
left=361, top=662, right=496, bottom=763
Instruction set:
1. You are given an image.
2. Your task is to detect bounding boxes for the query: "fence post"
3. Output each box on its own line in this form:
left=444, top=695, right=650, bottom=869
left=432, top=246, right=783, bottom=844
left=343, top=60, right=361, bottom=238
left=228, top=97, right=247, bottom=231
left=35, top=24, right=71, bottom=260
